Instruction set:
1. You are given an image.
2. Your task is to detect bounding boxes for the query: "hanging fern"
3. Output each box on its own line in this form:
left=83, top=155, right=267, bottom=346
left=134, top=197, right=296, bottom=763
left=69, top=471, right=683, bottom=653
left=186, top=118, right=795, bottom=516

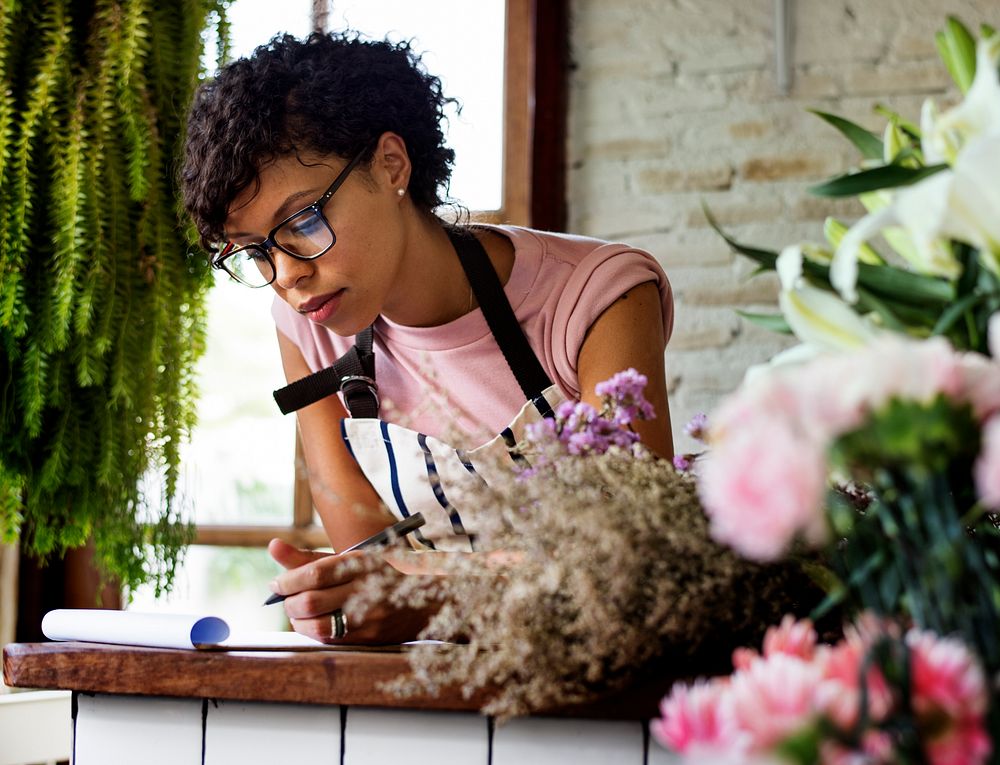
left=0, top=0, right=228, bottom=595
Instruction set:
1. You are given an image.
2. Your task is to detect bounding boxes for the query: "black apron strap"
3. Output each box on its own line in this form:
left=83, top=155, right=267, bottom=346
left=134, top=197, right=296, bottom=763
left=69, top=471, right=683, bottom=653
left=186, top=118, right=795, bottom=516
left=272, top=325, right=379, bottom=417
left=445, top=226, right=554, bottom=419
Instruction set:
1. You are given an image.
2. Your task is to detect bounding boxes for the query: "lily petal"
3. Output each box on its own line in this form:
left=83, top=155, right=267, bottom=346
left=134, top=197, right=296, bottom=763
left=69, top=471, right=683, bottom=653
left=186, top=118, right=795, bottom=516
left=923, top=35, right=1000, bottom=164
left=776, top=244, right=804, bottom=291
left=744, top=343, right=822, bottom=383
left=779, top=281, right=878, bottom=351
left=833, top=206, right=897, bottom=303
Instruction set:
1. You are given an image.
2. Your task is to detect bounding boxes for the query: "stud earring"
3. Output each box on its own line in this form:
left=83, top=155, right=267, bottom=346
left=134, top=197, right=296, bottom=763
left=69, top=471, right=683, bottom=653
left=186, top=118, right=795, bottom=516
left=397, top=188, right=405, bottom=197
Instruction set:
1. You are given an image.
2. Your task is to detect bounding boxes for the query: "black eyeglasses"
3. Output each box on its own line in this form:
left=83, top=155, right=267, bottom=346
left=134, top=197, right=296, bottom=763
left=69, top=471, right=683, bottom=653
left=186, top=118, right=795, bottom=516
left=213, top=141, right=374, bottom=288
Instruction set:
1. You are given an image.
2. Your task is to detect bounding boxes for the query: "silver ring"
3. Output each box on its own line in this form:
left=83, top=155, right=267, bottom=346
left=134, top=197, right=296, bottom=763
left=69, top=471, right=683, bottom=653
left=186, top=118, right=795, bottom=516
left=332, top=609, right=348, bottom=639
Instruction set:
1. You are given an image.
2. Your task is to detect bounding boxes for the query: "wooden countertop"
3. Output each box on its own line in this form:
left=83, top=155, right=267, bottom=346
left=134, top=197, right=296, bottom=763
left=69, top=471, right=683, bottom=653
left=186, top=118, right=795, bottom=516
left=3, top=641, right=696, bottom=719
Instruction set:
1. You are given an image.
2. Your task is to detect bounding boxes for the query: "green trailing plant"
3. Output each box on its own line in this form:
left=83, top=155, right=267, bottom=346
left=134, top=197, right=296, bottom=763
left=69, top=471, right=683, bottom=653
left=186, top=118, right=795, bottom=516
left=0, top=0, right=229, bottom=594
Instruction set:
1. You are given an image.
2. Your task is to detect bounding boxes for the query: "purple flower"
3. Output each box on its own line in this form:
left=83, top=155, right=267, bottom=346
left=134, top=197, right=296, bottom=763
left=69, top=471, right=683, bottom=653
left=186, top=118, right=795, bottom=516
left=520, top=369, right=654, bottom=464
left=684, top=413, right=709, bottom=442
left=596, top=368, right=656, bottom=425
left=673, top=454, right=693, bottom=472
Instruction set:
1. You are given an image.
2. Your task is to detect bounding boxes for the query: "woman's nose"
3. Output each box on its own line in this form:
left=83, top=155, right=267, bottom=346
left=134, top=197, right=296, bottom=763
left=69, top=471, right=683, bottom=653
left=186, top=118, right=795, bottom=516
left=271, top=249, right=315, bottom=290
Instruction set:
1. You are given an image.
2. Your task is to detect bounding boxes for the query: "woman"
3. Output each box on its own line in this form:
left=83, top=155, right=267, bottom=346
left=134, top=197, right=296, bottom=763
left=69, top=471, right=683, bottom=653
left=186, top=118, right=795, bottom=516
left=182, top=32, right=674, bottom=644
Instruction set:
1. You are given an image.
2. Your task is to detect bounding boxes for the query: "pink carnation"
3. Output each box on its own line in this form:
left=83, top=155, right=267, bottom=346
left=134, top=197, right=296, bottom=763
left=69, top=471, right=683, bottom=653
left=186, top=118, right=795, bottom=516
left=857, top=337, right=966, bottom=410
left=925, top=721, right=993, bottom=765
left=727, top=653, right=823, bottom=750
left=821, top=731, right=895, bottom=765
left=763, top=615, right=817, bottom=661
left=814, top=629, right=893, bottom=730
left=733, top=616, right=818, bottom=669
left=700, top=425, right=829, bottom=561
left=651, top=679, right=741, bottom=754
left=960, top=353, right=1000, bottom=421
left=908, top=629, right=988, bottom=719
left=975, top=415, right=1000, bottom=510
left=700, top=332, right=1000, bottom=562
left=907, top=629, right=991, bottom=765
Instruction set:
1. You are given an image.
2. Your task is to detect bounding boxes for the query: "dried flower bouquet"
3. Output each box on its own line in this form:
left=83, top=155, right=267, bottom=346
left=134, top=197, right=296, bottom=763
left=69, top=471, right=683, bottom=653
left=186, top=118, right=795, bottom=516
left=347, top=372, right=816, bottom=719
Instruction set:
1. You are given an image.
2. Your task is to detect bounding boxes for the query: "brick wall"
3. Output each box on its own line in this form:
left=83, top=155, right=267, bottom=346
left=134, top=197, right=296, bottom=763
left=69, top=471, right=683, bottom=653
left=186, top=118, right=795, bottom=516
left=567, top=0, right=998, bottom=455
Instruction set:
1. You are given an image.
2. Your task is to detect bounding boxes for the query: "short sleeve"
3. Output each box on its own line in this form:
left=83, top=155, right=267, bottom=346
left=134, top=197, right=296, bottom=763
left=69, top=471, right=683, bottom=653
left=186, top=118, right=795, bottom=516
left=549, top=245, right=673, bottom=396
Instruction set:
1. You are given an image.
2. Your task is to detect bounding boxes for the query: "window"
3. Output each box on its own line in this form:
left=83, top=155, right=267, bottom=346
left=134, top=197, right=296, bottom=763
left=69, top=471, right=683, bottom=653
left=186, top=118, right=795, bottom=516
left=129, top=0, right=542, bottom=627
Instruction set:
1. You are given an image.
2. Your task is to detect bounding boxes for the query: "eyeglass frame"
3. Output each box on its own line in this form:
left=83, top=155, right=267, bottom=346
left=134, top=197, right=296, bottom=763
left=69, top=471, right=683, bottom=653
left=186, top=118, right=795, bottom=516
left=212, top=139, right=376, bottom=288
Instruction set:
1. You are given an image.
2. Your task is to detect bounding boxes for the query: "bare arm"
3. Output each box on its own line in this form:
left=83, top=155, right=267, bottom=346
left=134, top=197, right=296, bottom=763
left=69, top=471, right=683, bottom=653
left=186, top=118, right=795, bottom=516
left=576, top=280, right=674, bottom=460
left=276, top=328, right=395, bottom=550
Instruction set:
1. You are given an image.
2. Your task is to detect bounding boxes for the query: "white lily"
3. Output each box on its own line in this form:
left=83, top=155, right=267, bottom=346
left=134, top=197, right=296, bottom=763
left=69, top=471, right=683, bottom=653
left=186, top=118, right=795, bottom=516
left=834, top=131, right=1000, bottom=302
left=858, top=192, right=959, bottom=280
left=923, top=34, right=1000, bottom=165
left=832, top=35, right=1000, bottom=302
left=777, top=245, right=879, bottom=349
left=743, top=342, right=822, bottom=384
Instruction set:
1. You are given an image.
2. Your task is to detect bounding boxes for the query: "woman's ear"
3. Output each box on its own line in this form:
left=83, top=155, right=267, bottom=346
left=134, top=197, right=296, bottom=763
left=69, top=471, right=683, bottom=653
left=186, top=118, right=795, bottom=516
left=373, top=132, right=412, bottom=196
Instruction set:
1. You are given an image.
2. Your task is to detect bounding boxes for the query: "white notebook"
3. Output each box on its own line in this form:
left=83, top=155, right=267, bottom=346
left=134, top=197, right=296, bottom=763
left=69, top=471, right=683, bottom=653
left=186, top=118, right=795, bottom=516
left=40, top=609, right=428, bottom=652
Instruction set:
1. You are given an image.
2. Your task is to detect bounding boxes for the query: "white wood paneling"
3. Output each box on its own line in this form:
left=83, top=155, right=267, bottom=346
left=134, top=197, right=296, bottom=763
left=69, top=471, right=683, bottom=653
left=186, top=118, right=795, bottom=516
left=73, top=694, right=202, bottom=765
left=204, top=700, right=341, bottom=764
left=647, top=737, right=684, bottom=764
left=344, top=707, right=488, bottom=765
left=492, top=717, right=645, bottom=765
left=0, top=690, right=72, bottom=765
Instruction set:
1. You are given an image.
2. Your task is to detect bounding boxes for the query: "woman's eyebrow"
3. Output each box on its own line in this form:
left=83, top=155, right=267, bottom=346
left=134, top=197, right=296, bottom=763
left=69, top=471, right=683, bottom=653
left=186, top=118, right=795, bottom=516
left=225, top=187, right=323, bottom=239
left=271, top=188, right=321, bottom=223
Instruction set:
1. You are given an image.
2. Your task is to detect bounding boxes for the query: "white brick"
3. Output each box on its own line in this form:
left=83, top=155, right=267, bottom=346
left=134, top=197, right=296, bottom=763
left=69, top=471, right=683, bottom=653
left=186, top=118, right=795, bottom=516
left=568, top=0, right=997, bottom=422
left=628, top=228, right=735, bottom=269
left=842, top=59, right=953, bottom=96
left=636, top=161, right=734, bottom=193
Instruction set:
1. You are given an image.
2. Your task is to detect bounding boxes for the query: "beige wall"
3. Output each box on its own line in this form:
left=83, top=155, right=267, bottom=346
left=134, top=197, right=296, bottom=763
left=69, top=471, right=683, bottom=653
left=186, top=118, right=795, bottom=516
left=1, top=543, right=17, bottom=690
left=567, top=0, right=998, bottom=454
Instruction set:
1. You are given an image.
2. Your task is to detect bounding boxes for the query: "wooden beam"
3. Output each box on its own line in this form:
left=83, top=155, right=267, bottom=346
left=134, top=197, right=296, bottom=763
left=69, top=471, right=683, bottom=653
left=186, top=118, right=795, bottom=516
left=4, top=640, right=712, bottom=720
left=529, top=0, right=569, bottom=232
left=194, top=525, right=329, bottom=549
left=502, top=0, right=533, bottom=225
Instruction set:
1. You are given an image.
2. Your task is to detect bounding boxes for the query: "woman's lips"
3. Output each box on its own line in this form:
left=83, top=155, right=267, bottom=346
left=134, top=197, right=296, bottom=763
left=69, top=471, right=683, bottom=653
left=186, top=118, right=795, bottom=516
left=298, top=290, right=344, bottom=323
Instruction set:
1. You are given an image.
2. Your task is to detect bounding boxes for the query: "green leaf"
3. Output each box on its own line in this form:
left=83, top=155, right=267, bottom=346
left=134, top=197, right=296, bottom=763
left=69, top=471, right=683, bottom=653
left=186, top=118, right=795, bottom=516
left=854, top=287, right=909, bottom=332
left=856, top=261, right=955, bottom=305
left=702, top=201, right=778, bottom=270
left=0, top=0, right=219, bottom=597
left=736, top=310, right=793, bottom=334
left=797, top=257, right=954, bottom=307
left=932, top=291, right=989, bottom=336
left=809, top=109, right=883, bottom=160
left=775, top=726, right=822, bottom=765
left=809, top=163, right=949, bottom=197
left=935, top=16, right=977, bottom=93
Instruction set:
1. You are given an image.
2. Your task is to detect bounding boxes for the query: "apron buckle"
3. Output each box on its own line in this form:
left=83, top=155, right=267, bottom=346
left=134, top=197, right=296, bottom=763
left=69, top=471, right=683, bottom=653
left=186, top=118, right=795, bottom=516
left=340, top=374, right=380, bottom=416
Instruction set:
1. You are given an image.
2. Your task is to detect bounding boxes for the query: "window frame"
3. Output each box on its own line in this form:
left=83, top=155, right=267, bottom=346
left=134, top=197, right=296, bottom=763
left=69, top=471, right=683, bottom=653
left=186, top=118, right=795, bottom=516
left=15, top=1, right=568, bottom=629
left=200, top=0, right=567, bottom=555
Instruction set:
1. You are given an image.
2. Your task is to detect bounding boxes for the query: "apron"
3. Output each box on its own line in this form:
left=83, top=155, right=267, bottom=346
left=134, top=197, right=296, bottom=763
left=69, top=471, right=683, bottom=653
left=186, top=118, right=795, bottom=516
left=273, top=226, right=565, bottom=552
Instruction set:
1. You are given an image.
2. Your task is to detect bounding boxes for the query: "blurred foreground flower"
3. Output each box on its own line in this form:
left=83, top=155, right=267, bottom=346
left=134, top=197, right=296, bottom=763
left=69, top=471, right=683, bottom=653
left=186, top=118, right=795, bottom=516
left=699, top=324, right=1000, bottom=677
left=652, top=616, right=990, bottom=765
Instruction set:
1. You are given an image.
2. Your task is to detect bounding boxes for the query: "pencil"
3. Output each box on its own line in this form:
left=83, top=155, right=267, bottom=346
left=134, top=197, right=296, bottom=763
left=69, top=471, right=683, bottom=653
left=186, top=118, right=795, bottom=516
left=263, top=513, right=426, bottom=605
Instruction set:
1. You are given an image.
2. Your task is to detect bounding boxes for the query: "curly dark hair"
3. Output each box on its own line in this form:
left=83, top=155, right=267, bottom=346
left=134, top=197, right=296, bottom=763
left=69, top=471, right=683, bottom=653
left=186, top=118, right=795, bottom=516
left=182, top=32, right=457, bottom=251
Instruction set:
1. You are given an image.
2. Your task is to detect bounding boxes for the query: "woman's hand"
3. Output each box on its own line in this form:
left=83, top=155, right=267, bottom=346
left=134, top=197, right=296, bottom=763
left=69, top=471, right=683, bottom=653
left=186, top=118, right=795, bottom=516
left=267, top=539, right=433, bottom=644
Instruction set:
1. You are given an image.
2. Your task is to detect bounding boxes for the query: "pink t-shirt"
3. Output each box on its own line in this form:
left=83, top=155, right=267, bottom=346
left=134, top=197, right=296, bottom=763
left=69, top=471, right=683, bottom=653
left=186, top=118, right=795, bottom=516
left=271, top=224, right=673, bottom=441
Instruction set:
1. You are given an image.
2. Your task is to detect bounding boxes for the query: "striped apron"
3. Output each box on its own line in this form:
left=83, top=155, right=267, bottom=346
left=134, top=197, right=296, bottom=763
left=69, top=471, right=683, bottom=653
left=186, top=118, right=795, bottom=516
left=274, top=227, right=562, bottom=552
